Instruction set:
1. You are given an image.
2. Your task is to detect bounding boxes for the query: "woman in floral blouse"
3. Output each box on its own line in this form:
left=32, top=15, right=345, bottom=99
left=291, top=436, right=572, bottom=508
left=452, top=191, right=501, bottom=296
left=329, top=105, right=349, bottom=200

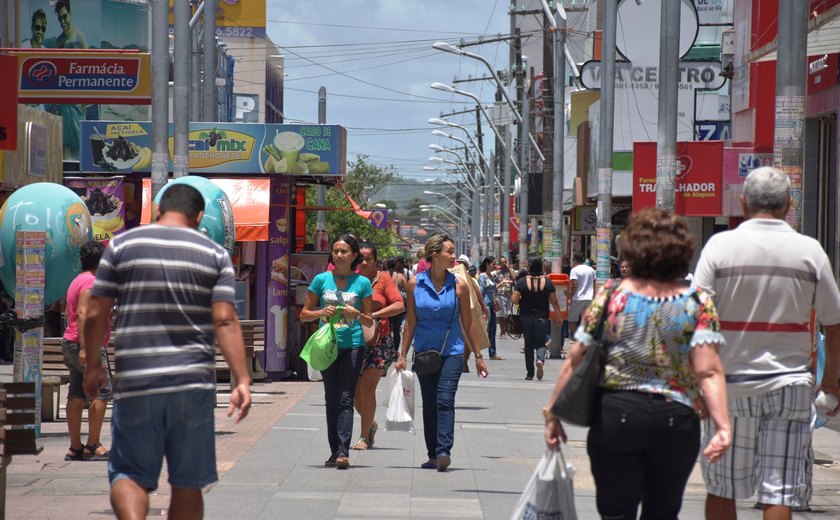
left=543, top=208, right=731, bottom=520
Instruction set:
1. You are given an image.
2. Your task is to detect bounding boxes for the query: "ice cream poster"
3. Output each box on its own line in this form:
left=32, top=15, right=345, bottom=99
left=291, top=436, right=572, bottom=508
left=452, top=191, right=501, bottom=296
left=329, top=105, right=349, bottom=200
left=266, top=176, right=291, bottom=374
left=64, top=177, right=126, bottom=242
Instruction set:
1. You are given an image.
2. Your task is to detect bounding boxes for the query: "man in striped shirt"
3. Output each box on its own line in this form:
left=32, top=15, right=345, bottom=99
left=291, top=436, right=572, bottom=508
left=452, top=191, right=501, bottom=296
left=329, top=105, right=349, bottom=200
left=82, top=183, right=251, bottom=519
left=695, top=167, right=840, bottom=520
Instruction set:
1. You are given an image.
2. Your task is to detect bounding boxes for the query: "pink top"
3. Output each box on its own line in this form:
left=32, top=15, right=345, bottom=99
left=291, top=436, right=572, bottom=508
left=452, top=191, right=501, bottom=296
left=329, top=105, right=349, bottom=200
left=63, top=271, right=111, bottom=346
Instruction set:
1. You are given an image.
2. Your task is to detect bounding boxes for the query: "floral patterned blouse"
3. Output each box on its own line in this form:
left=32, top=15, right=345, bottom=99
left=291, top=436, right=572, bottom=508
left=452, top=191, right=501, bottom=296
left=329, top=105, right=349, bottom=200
left=574, top=280, right=725, bottom=410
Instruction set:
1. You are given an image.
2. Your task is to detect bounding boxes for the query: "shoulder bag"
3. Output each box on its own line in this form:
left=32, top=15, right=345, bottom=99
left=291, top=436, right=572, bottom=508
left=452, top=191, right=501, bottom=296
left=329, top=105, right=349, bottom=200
left=550, top=282, right=619, bottom=426
left=413, top=297, right=458, bottom=376
left=361, top=273, right=382, bottom=346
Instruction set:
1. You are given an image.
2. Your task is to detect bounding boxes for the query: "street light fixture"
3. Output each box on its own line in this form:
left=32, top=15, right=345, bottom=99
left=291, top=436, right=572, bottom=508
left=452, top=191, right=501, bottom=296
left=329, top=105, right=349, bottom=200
left=428, top=156, right=476, bottom=189
left=423, top=190, right=468, bottom=214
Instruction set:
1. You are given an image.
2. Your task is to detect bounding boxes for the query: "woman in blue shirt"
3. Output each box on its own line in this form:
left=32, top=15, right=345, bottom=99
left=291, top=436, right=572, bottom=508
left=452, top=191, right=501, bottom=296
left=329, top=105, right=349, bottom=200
left=301, top=234, right=374, bottom=470
left=394, top=234, right=488, bottom=472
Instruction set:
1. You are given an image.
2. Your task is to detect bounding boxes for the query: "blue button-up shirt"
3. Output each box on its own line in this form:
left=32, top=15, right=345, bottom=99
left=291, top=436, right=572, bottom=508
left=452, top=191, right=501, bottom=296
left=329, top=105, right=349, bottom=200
left=413, top=270, right=464, bottom=356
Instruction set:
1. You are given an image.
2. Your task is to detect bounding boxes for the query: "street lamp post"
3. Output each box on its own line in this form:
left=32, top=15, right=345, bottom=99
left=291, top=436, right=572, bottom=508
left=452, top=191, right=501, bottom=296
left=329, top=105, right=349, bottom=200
left=428, top=145, right=481, bottom=261
left=420, top=205, right=463, bottom=251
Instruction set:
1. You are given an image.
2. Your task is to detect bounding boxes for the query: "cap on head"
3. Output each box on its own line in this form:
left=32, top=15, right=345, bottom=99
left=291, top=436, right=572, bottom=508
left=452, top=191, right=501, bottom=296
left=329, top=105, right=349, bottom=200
left=457, top=254, right=470, bottom=265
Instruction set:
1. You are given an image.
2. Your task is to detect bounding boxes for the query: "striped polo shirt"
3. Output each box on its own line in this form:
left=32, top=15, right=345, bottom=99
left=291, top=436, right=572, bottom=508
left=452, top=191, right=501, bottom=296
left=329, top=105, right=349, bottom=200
left=694, top=218, right=840, bottom=398
left=92, top=224, right=235, bottom=399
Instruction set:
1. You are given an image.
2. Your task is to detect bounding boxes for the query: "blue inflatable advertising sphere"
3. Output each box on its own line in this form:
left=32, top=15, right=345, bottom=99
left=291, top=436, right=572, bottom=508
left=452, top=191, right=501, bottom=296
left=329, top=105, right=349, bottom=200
left=0, top=183, right=93, bottom=305
left=153, top=177, right=235, bottom=255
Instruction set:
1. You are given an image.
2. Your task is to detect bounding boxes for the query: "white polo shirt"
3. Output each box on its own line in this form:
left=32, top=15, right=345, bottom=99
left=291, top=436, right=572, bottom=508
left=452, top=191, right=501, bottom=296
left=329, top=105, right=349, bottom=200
left=694, top=218, right=840, bottom=398
left=570, top=264, right=595, bottom=301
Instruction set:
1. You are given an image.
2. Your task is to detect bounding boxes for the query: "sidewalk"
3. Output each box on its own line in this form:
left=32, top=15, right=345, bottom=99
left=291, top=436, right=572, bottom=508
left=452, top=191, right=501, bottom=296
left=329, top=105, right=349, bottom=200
left=6, top=337, right=840, bottom=518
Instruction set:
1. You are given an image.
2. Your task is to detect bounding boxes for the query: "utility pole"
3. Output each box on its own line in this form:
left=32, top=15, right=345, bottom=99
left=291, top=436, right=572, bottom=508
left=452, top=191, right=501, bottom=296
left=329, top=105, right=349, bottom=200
left=542, top=7, right=554, bottom=267
left=476, top=106, right=489, bottom=256
left=317, top=87, right=327, bottom=248
left=502, top=127, right=513, bottom=262
left=552, top=4, right=567, bottom=274
left=655, top=0, right=681, bottom=212
left=515, top=28, right=529, bottom=270
left=150, top=0, right=169, bottom=198
left=774, top=0, right=808, bottom=231
left=191, top=24, right=201, bottom=119
left=470, top=160, right=481, bottom=263
left=202, top=0, right=217, bottom=122
left=173, top=0, right=190, bottom=178
left=595, top=0, right=617, bottom=282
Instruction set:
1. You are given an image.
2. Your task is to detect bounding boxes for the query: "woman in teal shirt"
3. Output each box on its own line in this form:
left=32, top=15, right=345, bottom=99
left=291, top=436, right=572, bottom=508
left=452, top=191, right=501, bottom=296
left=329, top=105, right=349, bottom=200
left=301, top=234, right=374, bottom=470
left=394, top=234, right=488, bottom=472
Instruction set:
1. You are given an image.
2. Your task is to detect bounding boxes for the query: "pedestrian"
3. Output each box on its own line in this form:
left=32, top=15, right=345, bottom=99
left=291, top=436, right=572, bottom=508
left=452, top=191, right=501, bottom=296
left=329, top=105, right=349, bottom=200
left=568, top=251, right=595, bottom=339
left=62, top=240, right=111, bottom=461
left=82, top=184, right=252, bottom=519
left=544, top=208, right=731, bottom=519
left=352, top=243, right=405, bottom=451
left=493, top=256, right=515, bottom=337
left=300, top=233, right=374, bottom=470
left=385, top=257, right=407, bottom=350
left=619, top=259, right=632, bottom=279
left=452, top=254, right=488, bottom=373
left=694, top=166, right=840, bottom=519
left=512, top=255, right=562, bottom=379
left=478, top=256, right=504, bottom=360
left=394, top=234, right=488, bottom=472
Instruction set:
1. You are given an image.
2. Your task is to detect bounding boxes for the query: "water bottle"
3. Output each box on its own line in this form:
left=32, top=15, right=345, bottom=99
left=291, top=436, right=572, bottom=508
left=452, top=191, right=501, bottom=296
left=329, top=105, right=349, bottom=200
left=815, top=391, right=839, bottom=428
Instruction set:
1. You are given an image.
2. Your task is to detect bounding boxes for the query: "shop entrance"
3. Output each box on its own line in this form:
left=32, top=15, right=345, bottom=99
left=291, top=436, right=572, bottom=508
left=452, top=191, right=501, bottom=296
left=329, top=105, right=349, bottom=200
left=805, top=114, right=838, bottom=277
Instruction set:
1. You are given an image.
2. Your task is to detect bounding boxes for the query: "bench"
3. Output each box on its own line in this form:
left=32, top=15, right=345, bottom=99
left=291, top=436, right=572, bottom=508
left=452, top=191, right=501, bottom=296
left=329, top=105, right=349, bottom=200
left=41, top=339, right=116, bottom=422
left=0, top=383, right=42, bottom=518
left=214, top=320, right=264, bottom=386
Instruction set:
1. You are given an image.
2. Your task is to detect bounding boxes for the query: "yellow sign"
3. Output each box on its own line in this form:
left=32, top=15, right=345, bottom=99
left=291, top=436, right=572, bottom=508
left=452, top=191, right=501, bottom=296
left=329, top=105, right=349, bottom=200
left=170, top=128, right=257, bottom=169
left=16, top=51, right=152, bottom=105
left=104, top=123, right=148, bottom=138
left=169, top=0, right=266, bottom=28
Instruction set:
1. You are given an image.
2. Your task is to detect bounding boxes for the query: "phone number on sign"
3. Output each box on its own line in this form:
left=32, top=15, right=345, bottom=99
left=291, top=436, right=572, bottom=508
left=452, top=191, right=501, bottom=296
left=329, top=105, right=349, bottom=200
left=216, top=27, right=266, bottom=38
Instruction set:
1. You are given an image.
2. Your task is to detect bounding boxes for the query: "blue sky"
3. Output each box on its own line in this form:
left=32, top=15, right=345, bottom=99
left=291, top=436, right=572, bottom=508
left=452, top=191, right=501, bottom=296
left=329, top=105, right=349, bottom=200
left=264, top=0, right=514, bottom=183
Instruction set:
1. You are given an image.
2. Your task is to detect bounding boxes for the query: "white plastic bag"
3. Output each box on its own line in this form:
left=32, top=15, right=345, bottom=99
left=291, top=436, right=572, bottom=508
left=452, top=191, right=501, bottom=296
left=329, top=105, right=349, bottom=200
left=511, top=450, right=577, bottom=520
left=307, top=363, right=323, bottom=382
left=384, top=366, right=415, bottom=433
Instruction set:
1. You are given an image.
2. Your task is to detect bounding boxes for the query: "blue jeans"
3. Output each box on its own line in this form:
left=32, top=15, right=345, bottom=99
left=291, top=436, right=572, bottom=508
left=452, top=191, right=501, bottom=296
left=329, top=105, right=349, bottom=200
left=487, top=308, right=497, bottom=357
left=109, top=390, right=217, bottom=491
left=416, top=354, right=463, bottom=459
left=521, top=314, right=549, bottom=378
left=322, top=348, right=364, bottom=458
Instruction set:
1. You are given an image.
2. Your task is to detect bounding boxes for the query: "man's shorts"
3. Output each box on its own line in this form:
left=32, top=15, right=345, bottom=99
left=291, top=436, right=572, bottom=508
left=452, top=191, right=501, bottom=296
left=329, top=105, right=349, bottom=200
left=61, top=339, right=112, bottom=401
left=109, top=390, right=217, bottom=491
left=568, top=299, right=592, bottom=323
left=702, top=384, right=813, bottom=508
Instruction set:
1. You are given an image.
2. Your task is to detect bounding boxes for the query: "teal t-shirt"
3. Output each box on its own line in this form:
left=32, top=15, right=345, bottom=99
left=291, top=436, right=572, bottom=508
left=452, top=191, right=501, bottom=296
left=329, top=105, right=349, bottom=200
left=309, top=272, right=373, bottom=349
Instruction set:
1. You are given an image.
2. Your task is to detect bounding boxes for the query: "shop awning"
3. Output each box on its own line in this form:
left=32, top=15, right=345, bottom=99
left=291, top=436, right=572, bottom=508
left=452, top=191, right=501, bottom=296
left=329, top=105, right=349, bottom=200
left=140, top=178, right=270, bottom=241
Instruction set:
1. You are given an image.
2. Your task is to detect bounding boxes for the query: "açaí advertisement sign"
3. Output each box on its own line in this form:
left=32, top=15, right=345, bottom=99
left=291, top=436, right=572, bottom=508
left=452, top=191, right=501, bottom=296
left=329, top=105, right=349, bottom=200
left=80, top=121, right=347, bottom=175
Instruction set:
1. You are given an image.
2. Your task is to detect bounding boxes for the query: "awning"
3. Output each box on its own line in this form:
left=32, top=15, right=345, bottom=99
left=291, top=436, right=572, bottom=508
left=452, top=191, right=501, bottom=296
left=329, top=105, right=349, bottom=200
left=140, top=178, right=270, bottom=241
left=747, top=4, right=840, bottom=63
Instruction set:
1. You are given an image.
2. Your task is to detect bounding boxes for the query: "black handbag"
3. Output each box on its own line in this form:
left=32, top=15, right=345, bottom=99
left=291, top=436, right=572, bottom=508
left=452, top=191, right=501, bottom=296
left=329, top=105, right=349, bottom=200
left=550, top=283, right=618, bottom=426
left=413, top=300, right=458, bottom=376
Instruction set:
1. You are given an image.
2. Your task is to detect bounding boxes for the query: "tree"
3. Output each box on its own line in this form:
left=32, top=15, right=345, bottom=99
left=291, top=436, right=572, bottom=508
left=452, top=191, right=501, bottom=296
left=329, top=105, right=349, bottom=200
left=305, top=155, right=403, bottom=257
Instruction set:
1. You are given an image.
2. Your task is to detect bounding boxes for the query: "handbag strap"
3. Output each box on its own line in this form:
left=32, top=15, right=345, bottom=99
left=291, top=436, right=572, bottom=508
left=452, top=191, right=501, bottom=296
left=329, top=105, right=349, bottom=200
left=590, top=281, right=620, bottom=341
left=436, top=291, right=459, bottom=355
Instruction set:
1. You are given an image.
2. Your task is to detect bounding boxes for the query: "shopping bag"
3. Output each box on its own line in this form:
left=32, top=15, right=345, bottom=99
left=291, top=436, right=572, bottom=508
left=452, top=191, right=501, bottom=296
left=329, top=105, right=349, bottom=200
left=511, top=450, right=577, bottom=520
left=384, top=366, right=415, bottom=433
left=307, top=363, right=323, bottom=382
left=299, top=310, right=341, bottom=371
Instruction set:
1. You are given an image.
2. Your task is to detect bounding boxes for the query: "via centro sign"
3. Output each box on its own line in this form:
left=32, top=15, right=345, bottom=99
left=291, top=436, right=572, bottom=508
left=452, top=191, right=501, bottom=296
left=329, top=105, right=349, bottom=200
left=579, top=61, right=726, bottom=91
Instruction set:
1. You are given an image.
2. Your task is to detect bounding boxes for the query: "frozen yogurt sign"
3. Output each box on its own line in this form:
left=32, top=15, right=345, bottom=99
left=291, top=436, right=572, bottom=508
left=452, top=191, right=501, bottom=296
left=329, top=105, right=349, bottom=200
left=17, top=52, right=151, bottom=104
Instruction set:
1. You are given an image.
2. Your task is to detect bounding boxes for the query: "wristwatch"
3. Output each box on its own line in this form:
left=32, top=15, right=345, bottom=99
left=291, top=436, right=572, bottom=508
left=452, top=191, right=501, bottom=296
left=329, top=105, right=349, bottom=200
left=474, top=353, right=484, bottom=360
left=542, top=406, right=554, bottom=419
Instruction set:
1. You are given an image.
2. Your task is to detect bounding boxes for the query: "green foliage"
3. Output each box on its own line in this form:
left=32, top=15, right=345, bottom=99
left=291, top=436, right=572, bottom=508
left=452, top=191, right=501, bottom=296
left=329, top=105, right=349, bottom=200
left=305, top=155, right=403, bottom=257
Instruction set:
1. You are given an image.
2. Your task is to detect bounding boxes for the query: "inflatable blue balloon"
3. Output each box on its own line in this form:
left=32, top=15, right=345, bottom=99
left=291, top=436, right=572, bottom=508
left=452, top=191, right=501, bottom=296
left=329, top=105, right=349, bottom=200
left=0, top=183, right=93, bottom=305
left=153, top=176, right=235, bottom=255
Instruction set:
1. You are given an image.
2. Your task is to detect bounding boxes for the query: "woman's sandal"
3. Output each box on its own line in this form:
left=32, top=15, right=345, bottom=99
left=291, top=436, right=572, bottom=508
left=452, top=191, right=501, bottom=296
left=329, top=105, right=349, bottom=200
left=84, top=442, right=110, bottom=461
left=368, top=421, right=378, bottom=448
left=351, top=437, right=369, bottom=450
left=64, top=446, right=84, bottom=461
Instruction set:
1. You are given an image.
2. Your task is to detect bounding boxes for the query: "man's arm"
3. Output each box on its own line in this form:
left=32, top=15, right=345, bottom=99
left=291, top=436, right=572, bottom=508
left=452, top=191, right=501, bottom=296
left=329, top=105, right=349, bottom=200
left=82, top=294, right=114, bottom=399
left=213, top=301, right=251, bottom=423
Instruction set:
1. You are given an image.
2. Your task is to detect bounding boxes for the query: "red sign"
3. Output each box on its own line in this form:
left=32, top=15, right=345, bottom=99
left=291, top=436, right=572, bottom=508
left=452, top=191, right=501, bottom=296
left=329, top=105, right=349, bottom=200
left=808, top=54, right=839, bottom=94
left=0, top=55, right=18, bottom=150
left=16, top=51, right=151, bottom=105
left=632, top=141, right=724, bottom=216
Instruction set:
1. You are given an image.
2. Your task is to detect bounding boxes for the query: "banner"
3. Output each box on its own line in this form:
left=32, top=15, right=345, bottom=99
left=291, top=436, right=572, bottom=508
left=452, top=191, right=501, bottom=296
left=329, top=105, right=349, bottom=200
left=266, top=177, right=291, bottom=374
left=169, top=0, right=267, bottom=38
left=633, top=141, right=724, bottom=216
left=367, top=209, right=388, bottom=229
left=722, top=147, right=772, bottom=217
left=0, top=55, right=18, bottom=150
left=80, top=121, right=348, bottom=176
left=64, top=176, right=126, bottom=242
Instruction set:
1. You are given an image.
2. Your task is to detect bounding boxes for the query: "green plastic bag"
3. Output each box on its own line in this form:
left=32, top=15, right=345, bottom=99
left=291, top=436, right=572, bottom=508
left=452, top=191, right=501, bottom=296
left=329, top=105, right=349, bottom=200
left=300, top=308, right=341, bottom=371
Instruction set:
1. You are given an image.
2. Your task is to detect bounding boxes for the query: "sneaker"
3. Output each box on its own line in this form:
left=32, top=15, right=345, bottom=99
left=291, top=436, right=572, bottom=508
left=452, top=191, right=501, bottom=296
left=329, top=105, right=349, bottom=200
left=536, top=361, right=544, bottom=380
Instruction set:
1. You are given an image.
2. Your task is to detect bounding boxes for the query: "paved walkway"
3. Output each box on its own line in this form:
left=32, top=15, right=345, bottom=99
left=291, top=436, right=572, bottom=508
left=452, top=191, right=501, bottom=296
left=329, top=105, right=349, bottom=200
left=7, top=337, right=840, bottom=518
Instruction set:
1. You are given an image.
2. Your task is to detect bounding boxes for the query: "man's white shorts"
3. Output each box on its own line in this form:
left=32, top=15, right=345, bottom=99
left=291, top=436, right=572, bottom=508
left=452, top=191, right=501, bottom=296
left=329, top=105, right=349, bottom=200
left=568, top=299, right=592, bottom=323
left=702, top=384, right=814, bottom=508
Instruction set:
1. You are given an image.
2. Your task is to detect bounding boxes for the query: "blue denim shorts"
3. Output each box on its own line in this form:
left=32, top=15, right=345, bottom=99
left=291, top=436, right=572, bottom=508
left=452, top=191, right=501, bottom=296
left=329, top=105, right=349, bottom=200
left=109, top=390, right=217, bottom=491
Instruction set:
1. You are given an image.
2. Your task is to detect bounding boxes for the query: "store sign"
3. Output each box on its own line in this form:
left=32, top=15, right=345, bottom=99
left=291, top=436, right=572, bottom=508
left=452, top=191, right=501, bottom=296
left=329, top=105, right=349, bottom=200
left=64, top=177, right=126, bottom=242
left=808, top=54, right=839, bottom=94
left=17, top=52, right=151, bottom=104
left=80, top=121, right=347, bottom=175
left=169, top=0, right=266, bottom=38
left=0, top=55, right=18, bottom=150
left=721, top=147, right=772, bottom=216
left=266, top=177, right=291, bottom=374
left=633, top=141, right=724, bottom=216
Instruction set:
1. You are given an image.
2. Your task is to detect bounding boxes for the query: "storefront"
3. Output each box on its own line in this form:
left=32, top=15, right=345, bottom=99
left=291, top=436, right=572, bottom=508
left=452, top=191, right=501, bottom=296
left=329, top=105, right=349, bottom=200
left=77, top=120, right=348, bottom=379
